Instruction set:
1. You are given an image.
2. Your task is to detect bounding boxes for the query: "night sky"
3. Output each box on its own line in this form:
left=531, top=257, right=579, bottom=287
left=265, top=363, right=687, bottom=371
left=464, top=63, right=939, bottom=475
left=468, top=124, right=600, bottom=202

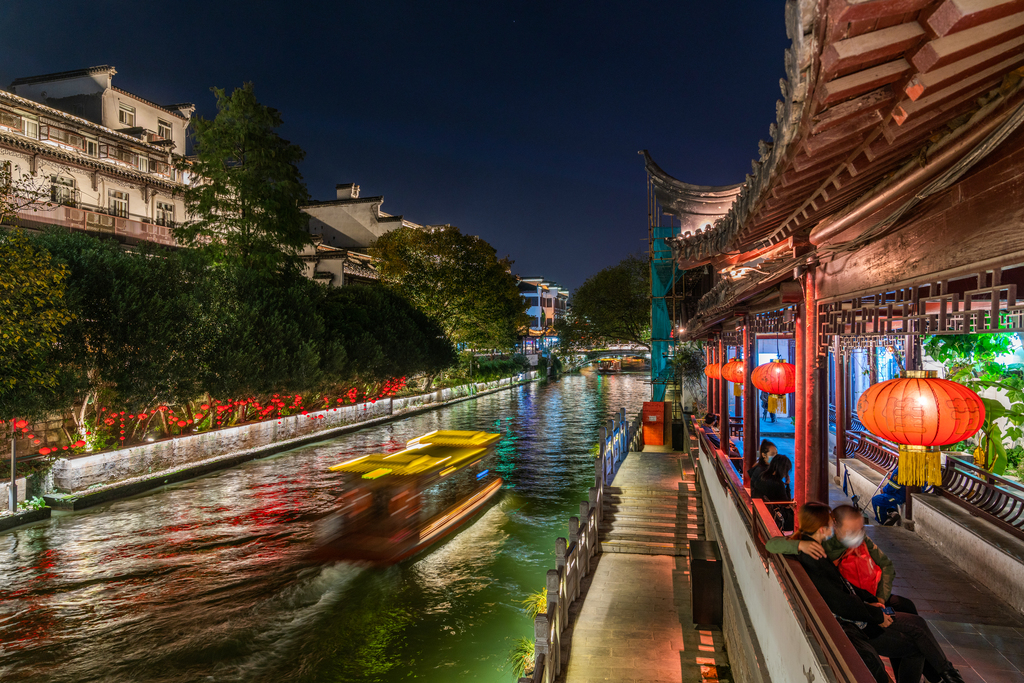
left=0, top=1, right=788, bottom=289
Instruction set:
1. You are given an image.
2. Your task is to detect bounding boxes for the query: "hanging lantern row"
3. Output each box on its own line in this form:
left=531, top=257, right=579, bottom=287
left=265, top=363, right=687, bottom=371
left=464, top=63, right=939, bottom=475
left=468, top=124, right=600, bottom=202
left=704, top=363, right=721, bottom=380
left=857, top=370, right=984, bottom=486
left=751, top=359, right=796, bottom=414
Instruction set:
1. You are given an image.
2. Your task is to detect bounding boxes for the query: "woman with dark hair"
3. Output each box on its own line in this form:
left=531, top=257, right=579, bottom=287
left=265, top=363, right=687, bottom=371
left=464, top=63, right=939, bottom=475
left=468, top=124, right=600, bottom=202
left=792, top=503, right=964, bottom=683
left=748, top=439, right=777, bottom=487
left=752, top=453, right=793, bottom=530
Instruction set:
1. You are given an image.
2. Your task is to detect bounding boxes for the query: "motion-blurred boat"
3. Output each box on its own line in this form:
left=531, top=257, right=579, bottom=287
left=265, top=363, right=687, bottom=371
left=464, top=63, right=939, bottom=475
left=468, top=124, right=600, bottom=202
left=312, top=430, right=502, bottom=565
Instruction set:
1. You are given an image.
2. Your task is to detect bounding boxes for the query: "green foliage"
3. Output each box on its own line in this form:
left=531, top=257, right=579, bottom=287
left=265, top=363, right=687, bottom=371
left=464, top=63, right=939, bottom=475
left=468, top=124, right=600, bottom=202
left=371, top=225, right=529, bottom=352
left=0, top=229, right=74, bottom=423
left=505, top=636, right=535, bottom=679
left=557, top=254, right=650, bottom=351
left=174, top=82, right=311, bottom=273
left=17, top=496, right=47, bottom=512
left=673, top=341, right=707, bottom=408
left=923, top=333, right=1024, bottom=474
left=521, top=588, right=548, bottom=620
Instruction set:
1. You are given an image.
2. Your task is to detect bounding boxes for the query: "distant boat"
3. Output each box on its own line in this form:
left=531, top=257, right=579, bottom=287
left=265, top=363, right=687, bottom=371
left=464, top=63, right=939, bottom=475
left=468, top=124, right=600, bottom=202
left=597, top=359, right=621, bottom=374
left=620, top=355, right=651, bottom=372
left=312, top=430, right=502, bottom=566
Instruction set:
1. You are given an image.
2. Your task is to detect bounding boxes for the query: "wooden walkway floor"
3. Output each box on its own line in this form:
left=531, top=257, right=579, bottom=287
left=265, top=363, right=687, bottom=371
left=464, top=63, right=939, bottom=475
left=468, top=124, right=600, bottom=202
left=561, top=446, right=731, bottom=683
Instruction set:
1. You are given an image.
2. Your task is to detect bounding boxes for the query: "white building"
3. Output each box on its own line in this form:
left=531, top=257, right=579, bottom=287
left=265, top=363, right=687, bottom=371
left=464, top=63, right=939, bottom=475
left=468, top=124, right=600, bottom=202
left=1, top=65, right=191, bottom=246
left=301, top=183, right=424, bottom=251
left=518, top=277, right=569, bottom=354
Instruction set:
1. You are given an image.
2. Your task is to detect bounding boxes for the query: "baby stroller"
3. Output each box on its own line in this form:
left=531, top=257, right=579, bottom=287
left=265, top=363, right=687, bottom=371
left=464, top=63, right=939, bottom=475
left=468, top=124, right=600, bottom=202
left=846, top=464, right=905, bottom=526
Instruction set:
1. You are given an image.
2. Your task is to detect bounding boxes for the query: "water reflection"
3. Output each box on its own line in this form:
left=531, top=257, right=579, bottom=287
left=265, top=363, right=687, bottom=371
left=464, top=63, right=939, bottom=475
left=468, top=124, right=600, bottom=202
left=0, top=370, right=648, bottom=682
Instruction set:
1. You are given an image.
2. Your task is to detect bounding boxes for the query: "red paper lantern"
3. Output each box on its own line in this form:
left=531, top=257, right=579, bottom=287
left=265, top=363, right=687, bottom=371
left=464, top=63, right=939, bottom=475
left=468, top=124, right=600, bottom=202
left=721, top=359, right=745, bottom=384
left=751, top=359, right=796, bottom=395
left=857, top=370, right=985, bottom=486
left=704, top=363, right=721, bottom=380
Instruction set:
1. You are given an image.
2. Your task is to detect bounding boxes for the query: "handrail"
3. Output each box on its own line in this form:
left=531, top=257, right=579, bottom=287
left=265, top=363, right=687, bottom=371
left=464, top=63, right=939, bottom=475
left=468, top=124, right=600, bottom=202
left=692, top=416, right=876, bottom=683
left=842, top=429, right=1024, bottom=543
left=521, top=407, right=642, bottom=683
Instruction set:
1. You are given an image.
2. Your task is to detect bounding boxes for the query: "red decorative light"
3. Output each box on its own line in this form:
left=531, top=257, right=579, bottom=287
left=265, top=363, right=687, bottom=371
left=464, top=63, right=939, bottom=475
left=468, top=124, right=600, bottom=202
left=721, top=359, right=745, bottom=384
left=15, top=419, right=28, bottom=429
left=751, top=360, right=796, bottom=395
left=704, top=363, right=721, bottom=380
left=857, top=371, right=985, bottom=486
left=39, top=447, right=51, bottom=455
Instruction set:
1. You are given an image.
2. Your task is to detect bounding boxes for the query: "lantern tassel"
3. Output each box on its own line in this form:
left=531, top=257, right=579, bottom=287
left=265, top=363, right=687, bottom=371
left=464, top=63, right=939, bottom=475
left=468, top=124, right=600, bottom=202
left=733, top=382, right=742, bottom=397
left=767, top=394, right=786, bottom=414
left=896, top=445, right=942, bottom=487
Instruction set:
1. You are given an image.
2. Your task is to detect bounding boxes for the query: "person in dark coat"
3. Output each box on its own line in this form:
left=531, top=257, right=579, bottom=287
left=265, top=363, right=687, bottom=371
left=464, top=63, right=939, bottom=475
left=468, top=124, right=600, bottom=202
left=752, top=453, right=794, bottom=531
left=791, top=503, right=964, bottom=683
left=748, top=439, right=777, bottom=488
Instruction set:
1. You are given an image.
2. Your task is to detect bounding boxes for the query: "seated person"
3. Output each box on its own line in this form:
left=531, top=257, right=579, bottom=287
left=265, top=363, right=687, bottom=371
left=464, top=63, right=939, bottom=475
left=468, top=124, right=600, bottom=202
left=872, top=466, right=906, bottom=526
left=748, top=439, right=777, bottom=487
left=779, top=503, right=964, bottom=683
left=702, top=413, right=721, bottom=448
left=752, top=453, right=794, bottom=531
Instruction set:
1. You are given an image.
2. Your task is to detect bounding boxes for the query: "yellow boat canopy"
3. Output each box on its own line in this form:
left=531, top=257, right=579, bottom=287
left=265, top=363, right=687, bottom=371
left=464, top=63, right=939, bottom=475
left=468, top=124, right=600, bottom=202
left=329, top=430, right=501, bottom=478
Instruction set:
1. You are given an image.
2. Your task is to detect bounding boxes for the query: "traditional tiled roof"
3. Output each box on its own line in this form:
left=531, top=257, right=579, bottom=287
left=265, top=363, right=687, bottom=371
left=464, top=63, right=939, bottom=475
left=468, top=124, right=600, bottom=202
left=110, top=87, right=189, bottom=120
left=10, top=65, right=115, bottom=87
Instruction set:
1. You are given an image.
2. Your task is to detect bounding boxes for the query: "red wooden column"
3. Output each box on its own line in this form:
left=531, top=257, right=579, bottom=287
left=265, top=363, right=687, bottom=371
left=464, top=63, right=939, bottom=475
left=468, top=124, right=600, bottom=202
left=794, top=300, right=807, bottom=509
left=718, top=338, right=731, bottom=454
left=835, top=343, right=847, bottom=478
left=706, top=343, right=716, bottom=415
left=805, top=268, right=824, bottom=503
left=742, top=320, right=757, bottom=482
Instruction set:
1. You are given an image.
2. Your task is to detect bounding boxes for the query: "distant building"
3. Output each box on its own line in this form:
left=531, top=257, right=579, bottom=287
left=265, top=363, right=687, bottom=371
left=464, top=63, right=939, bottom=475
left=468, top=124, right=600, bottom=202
left=301, top=183, right=424, bottom=251
left=299, top=235, right=379, bottom=286
left=1, top=65, right=191, bottom=246
left=518, top=277, right=569, bottom=354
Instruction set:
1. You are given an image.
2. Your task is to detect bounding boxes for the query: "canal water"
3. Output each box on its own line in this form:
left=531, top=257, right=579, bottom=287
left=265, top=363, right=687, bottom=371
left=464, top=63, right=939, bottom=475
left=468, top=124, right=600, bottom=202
left=0, top=369, right=648, bottom=683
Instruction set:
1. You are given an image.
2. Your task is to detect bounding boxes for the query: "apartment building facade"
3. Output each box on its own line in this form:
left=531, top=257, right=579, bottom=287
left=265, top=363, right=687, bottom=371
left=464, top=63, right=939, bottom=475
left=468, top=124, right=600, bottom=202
left=1, top=66, right=191, bottom=246
left=518, top=277, right=569, bottom=354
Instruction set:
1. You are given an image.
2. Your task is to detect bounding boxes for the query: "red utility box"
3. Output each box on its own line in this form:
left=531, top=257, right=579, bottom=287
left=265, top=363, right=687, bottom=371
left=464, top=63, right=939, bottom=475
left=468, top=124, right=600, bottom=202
left=642, top=401, right=665, bottom=446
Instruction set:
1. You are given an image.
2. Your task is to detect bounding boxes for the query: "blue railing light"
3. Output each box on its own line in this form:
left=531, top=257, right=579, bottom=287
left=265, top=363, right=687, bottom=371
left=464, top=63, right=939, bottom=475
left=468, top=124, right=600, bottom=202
left=476, top=469, right=490, bottom=480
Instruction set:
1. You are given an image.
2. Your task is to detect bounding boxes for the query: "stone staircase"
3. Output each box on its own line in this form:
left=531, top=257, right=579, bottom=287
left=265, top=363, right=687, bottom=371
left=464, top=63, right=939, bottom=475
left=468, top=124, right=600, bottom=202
left=599, top=475, right=704, bottom=555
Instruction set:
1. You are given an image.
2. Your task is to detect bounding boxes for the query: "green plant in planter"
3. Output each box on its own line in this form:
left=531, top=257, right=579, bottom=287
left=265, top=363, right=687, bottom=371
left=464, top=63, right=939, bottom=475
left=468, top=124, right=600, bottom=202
left=17, top=496, right=47, bottom=511
left=521, top=588, right=548, bottom=619
left=505, top=636, right=535, bottom=679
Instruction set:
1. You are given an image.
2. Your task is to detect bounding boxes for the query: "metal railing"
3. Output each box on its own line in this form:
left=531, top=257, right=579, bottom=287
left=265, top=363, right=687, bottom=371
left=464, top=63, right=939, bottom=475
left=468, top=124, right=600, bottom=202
left=690, top=416, right=876, bottom=683
left=840, top=428, right=1024, bottom=543
left=520, top=408, right=642, bottom=683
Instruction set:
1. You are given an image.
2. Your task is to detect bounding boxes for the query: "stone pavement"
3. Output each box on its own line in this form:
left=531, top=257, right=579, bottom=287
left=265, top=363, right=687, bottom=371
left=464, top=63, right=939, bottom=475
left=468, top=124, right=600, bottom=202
left=561, top=445, right=730, bottom=683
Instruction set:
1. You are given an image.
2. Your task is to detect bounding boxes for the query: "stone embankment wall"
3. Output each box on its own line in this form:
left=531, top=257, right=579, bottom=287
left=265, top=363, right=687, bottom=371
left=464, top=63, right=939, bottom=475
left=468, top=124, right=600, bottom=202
left=0, top=373, right=536, bottom=506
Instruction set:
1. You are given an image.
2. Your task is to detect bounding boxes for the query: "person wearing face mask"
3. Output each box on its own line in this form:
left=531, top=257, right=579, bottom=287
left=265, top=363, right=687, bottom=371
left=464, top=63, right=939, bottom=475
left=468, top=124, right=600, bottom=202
left=778, top=503, right=963, bottom=683
left=748, top=439, right=777, bottom=487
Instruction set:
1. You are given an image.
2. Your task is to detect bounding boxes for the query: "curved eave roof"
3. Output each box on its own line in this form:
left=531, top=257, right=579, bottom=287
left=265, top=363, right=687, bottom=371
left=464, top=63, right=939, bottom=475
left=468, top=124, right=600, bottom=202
left=641, top=150, right=743, bottom=219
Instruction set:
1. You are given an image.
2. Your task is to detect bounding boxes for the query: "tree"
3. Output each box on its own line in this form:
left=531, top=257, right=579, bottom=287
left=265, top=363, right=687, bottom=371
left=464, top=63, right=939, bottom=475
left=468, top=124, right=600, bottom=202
left=371, top=226, right=529, bottom=351
left=0, top=230, right=74, bottom=422
left=559, top=254, right=650, bottom=350
left=175, top=82, right=311, bottom=273
left=320, top=284, right=457, bottom=385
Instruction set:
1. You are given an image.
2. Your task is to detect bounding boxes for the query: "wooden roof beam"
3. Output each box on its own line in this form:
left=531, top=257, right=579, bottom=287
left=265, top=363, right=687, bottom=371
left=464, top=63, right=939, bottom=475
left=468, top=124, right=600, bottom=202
left=928, top=0, right=1024, bottom=37
left=892, top=55, right=1023, bottom=123
left=811, top=85, right=896, bottom=134
left=822, top=22, right=926, bottom=82
left=820, top=59, right=913, bottom=105
left=829, top=0, right=934, bottom=40
left=906, top=34, right=1024, bottom=100
left=914, top=10, right=1024, bottom=72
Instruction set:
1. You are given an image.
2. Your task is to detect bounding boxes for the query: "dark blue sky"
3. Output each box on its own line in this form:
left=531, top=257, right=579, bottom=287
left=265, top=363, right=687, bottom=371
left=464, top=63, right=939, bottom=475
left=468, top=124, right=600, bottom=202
left=1, top=1, right=788, bottom=289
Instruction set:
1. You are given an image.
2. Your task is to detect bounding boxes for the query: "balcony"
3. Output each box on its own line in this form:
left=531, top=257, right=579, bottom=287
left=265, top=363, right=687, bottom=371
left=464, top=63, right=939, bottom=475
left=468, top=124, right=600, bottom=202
left=39, top=124, right=86, bottom=151
left=0, top=109, right=22, bottom=131
left=13, top=202, right=177, bottom=247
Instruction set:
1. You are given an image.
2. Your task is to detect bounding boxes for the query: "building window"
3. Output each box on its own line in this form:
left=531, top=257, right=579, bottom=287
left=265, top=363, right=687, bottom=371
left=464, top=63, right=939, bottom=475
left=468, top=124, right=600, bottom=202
left=50, top=176, right=77, bottom=207
left=157, top=119, right=172, bottom=140
left=84, top=139, right=98, bottom=157
left=138, top=157, right=149, bottom=173
left=108, top=189, right=128, bottom=218
left=118, top=104, right=136, bottom=127
left=23, top=119, right=38, bottom=140
left=155, top=201, right=174, bottom=228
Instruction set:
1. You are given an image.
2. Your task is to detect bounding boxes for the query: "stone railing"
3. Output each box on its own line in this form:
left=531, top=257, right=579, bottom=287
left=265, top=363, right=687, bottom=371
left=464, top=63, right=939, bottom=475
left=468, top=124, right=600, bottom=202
left=519, top=408, right=642, bottom=683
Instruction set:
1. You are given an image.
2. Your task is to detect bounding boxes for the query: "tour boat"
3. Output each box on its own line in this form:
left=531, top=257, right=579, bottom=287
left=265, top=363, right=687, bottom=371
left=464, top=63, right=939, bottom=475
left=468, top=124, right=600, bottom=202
left=312, top=429, right=503, bottom=565
left=597, top=358, right=621, bottom=374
